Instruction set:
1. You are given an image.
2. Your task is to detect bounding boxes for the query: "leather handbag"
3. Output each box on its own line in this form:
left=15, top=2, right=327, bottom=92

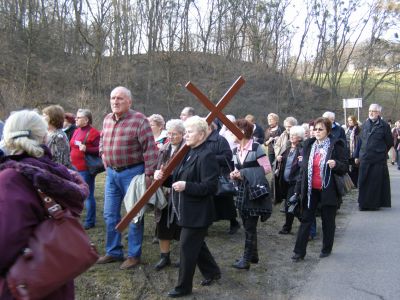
left=216, top=176, right=237, bottom=196
left=83, top=131, right=105, bottom=176
left=333, top=173, right=354, bottom=197
left=7, top=190, right=99, bottom=300
left=216, top=157, right=237, bottom=196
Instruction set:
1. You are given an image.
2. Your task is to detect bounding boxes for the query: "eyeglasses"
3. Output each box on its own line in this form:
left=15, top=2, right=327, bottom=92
left=313, top=127, right=325, bottom=132
left=369, top=110, right=379, bottom=113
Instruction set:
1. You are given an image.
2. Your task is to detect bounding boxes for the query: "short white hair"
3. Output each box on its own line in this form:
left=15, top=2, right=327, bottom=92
left=290, top=125, right=305, bottom=140
left=184, top=115, right=208, bottom=135
left=322, top=111, right=335, bottom=120
left=111, top=86, right=132, bottom=100
left=3, top=110, right=48, bottom=157
left=284, top=116, right=298, bottom=127
left=166, top=119, right=185, bottom=133
left=369, top=103, right=382, bottom=112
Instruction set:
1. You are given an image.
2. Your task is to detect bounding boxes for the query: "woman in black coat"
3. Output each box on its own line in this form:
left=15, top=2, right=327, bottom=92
left=206, top=124, right=240, bottom=234
left=275, top=125, right=304, bottom=234
left=292, top=117, right=348, bottom=262
left=155, top=116, right=221, bottom=298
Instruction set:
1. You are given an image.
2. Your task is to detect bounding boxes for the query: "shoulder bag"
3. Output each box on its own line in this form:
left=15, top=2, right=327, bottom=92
left=333, top=172, right=354, bottom=197
left=7, top=190, right=99, bottom=300
left=83, top=130, right=105, bottom=176
left=216, top=157, right=237, bottom=196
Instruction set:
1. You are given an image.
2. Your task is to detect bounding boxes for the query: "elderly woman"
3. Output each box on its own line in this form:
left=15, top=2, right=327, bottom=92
left=42, top=105, right=72, bottom=168
left=155, top=116, right=220, bottom=298
left=275, top=126, right=305, bottom=234
left=148, top=114, right=168, bottom=149
left=0, top=110, right=88, bottom=299
left=346, top=115, right=360, bottom=187
left=70, top=109, right=101, bottom=230
left=264, top=113, right=284, bottom=164
left=292, top=117, right=348, bottom=262
left=153, top=119, right=185, bottom=271
left=230, top=119, right=272, bottom=270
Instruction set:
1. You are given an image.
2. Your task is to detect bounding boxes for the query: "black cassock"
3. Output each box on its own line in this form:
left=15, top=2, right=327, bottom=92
left=357, top=117, right=393, bottom=210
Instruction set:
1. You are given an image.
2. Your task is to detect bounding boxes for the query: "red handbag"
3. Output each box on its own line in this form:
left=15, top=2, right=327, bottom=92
left=6, top=190, right=99, bottom=300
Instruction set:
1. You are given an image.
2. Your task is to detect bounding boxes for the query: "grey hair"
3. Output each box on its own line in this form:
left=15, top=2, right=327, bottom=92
left=322, top=111, right=335, bottom=119
left=184, top=115, right=208, bottom=135
left=166, top=119, right=185, bottom=133
left=284, top=116, right=298, bottom=127
left=111, top=86, right=132, bottom=100
left=148, top=114, right=165, bottom=127
left=77, top=108, right=93, bottom=124
left=290, top=125, right=305, bottom=140
left=3, top=110, right=48, bottom=157
left=369, top=103, right=382, bottom=112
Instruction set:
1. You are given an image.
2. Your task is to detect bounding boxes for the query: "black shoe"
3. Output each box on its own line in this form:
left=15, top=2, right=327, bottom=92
left=228, top=223, right=240, bottom=235
left=232, top=258, right=250, bottom=270
left=235, top=256, right=258, bottom=264
left=152, top=237, right=159, bottom=244
left=291, top=253, right=305, bottom=262
left=319, top=252, right=331, bottom=258
left=391, top=161, right=395, bottom=165
left=167, top=289, right=191, bottom=298
left=200, top=274, right=221, bottom=286
left=278, top=229, right=290, bottom=235
left=154, top=252, right=171, bottom=271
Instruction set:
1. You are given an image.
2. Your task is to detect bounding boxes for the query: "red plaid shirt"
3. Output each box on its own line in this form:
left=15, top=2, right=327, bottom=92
left=100, top=109, right=158, bottom=175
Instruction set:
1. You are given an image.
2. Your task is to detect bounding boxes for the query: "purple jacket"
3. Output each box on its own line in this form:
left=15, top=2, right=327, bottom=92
left=0, top=147, right=88, bottom=299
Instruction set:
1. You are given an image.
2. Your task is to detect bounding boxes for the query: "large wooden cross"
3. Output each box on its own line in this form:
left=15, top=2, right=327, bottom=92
left=116, top=76, right=246, bottom=232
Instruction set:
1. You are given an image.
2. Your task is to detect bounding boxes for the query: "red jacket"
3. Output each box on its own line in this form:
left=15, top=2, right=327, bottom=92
left=70, top=126, right=100, bottom=171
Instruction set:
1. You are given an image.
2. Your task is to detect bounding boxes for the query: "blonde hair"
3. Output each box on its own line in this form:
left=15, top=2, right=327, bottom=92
left=184, top=115, right=208, bottom=135
left=3, top=110, right=48, bottom=157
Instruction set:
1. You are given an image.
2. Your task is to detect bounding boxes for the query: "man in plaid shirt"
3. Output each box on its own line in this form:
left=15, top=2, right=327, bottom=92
left=97, top=86, right=158, bottom=270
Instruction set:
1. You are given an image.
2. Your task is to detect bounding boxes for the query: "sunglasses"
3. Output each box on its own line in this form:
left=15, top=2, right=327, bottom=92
left=313, top=128, right=325, bottom=132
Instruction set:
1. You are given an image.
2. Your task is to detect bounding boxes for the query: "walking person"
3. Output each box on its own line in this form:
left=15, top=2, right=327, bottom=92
left=355, top=104, right=393, bottom=210
left=345, top=115, right=361, bottom=187
left=230, top=119, right=272, bottom=270
left=163, top=116, right=221, bottom=298
left=70, top=109, right=101, bottom=230
left=153, top=119, right=185, bottom=271
left=292, top=117, right=348, bottom=262
left=96, top=86, right=158, bottom=269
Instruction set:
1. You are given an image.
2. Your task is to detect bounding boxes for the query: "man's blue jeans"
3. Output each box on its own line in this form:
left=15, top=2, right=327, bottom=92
left=103, top=164, right=145, bottom=259
left=78, top=170, right=96, bottom=228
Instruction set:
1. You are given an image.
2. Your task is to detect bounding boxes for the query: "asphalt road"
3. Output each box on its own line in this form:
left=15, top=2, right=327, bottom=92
left=294, top=165, right=400, bottom=300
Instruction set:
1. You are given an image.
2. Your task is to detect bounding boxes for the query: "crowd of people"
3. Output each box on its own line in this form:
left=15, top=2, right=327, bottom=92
left=0, top=86, right=397, bottom=299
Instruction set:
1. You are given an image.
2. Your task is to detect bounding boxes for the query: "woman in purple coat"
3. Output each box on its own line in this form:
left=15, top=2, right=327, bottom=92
left=0, top=110, right=88, bottom=299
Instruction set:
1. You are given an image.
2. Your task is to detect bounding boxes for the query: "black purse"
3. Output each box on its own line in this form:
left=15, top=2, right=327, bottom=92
left=333, top=173, right=354, bottom=197
left=83, top=131, right=105, bottom=176
left=216, top=176, right=237, bottom=196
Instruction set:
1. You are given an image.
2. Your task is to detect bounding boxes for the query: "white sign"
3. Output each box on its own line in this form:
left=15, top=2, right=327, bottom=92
left=343, top=98, right=362, bottom=109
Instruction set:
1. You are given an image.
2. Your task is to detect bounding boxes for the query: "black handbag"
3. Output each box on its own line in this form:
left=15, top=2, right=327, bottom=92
left=83, top=131, right=105, bottom=176
left=248, top=184, right=269, bottom=201
left=216, top=176, right=237, bottom=196
left=333, top=173, right=354, bottom=197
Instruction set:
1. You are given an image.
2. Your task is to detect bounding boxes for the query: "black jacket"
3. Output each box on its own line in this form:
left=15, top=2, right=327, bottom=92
left=295, top=136, right=348, bottom=207
left=172, top=142, right=218, bottom=228
left=205, top=129, right=233, bottom=176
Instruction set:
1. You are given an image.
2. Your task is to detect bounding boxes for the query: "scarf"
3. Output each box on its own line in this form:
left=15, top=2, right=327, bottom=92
left=306, top=138, right=330, bottom=208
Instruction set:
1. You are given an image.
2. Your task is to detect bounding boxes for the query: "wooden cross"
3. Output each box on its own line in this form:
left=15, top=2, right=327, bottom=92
left=116, top=76, right=246, bottom=232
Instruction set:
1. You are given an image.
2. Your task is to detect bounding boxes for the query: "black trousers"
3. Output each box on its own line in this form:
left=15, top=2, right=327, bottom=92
left=281, top=181, right=296, bottom=232
left=294, top=190, right=337, bottom=256
left=241, top=215, right=259, bottom=260
left=175, top=227, right=220, bottom=293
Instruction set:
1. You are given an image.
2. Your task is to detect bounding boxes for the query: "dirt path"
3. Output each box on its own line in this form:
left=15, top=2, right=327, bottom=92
left=75, top=174, right=357, bottom=300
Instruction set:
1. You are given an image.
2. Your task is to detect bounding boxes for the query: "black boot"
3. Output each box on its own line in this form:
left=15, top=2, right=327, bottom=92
left=154, top=252, right=171, bottom=271
left=232, top=239, right=252, bottom=270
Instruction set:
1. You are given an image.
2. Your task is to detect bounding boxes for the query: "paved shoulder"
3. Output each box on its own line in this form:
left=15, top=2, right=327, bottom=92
left=294, top=167, right=400, bottom=300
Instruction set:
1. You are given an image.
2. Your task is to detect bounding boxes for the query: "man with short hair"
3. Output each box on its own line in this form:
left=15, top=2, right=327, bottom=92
left=245, top=114, right=265, bottom=145
left=322, top=111, right=346, bottom=143
left=355, top=104, right=393, bottom=210
left=180, top=107, right=195, bottom=121
left=97, top=86, right=158, bottom=269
